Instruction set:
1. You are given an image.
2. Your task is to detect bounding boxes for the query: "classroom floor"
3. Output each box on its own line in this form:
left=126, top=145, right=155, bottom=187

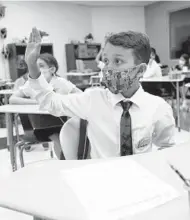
left=0, top=125, right=189, bottom=219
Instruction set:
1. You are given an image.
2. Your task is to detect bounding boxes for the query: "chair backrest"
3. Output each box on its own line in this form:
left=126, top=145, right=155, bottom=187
left=59, top=117, right=89, bottom=160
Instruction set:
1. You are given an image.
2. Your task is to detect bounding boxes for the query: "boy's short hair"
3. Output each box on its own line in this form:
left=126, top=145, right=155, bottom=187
left=39, top=53, right=59, bottom=73
left=105, top=31, right=151, bottom=65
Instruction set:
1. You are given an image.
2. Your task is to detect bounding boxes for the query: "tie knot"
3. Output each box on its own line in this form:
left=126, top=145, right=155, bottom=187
left=120, top=101, right=132, bottom=111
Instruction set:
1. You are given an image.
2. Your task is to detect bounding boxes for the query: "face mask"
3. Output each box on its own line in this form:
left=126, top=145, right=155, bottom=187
left=179, top=60, right=185, bottom=66
left=39, top=67, right=54, bottom=81
left=102, top=63, right=147, bottom=94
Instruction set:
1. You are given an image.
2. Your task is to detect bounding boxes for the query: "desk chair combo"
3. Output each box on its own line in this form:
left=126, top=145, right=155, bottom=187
left=15, top=114, right=67, bottom=168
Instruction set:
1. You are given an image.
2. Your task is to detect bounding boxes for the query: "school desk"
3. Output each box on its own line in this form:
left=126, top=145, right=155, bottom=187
left=0, top=105, right=49, bottom=172
left=66, top=72, right=99, bottom=90
left=140, top=75, right=186, bottom=132
left=183, top=71, right=190, bottom=78
left=65, top=72, right=98, bottom=76
left=0, top=143, right=190, bottom=220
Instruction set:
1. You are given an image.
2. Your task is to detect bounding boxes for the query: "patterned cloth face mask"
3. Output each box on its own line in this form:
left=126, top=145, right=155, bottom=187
left=102, top=63, right=147, bottom=94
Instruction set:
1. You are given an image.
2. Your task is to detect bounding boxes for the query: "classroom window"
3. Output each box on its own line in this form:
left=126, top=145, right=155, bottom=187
left=169, top=7, right=190, bottom=59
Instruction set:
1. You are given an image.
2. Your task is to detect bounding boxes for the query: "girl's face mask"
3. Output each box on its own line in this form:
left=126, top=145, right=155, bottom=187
left=102, top=63, right=147, bottom=94
left=39, top=67, right=54, bottom=82
left=179, top=59, right=185, bottom=66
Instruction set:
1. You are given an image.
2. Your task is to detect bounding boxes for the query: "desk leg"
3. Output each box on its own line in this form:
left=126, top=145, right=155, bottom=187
left=4, top=94, right=10, bottom=148
left=176, top=81, right=181, bottom=132
left=8, top=113, right=17, bottom=172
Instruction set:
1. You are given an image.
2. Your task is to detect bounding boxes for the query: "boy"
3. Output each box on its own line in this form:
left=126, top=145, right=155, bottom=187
left=26, top=28, right=175, bottom=158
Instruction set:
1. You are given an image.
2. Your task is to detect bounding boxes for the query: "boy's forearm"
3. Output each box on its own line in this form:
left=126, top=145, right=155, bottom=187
left=28, top=63, right=40, bottom=79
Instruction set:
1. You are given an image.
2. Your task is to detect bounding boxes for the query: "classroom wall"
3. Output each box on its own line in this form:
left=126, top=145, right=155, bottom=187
left=0, top=2, right=146, bottom=79
left=91, top=6, right=145, bottom=44
left=145, top=1, right=190, bottom=67
left=0, top=1, right=92, bottom=77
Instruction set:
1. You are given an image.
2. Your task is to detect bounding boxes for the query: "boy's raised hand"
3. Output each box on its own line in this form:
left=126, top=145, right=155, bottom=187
left=25, top=27, right=41, bottom=78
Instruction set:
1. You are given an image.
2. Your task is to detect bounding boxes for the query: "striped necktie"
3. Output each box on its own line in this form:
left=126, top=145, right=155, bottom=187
left=120, top=101, right=133, bottom=156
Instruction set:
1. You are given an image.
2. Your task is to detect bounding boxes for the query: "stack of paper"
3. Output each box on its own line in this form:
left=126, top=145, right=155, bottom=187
left=61, top=158, right=180, bottom=220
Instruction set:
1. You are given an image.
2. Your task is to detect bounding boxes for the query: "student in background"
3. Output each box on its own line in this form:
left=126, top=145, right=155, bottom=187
left=10, top=53, right=82, bottom=159
left=13, top=60, right=28, bottom=91
left=143, top=54, right=162, bottom=78
left=150, top=47, right=161, bottom=65
left=142, top=56, right=162, bottom=96
left=175, top=54, right=189, bottom=72
left=26, top=28, right=175, bottom=158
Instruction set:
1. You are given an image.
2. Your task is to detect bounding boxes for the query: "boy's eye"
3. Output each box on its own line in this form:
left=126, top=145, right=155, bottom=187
left=103, top=58, right=109, bottom=65
left=114, top=58, right=123, bottom=65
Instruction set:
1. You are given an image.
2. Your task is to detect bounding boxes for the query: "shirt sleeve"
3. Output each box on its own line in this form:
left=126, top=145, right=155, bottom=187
left=28, top=74, right=91, bottom=119
left=55, top=77, right=77, bottom=94
left=153, top=102, right=176, bottom=148
left=19, top=81, right=37, bottom=99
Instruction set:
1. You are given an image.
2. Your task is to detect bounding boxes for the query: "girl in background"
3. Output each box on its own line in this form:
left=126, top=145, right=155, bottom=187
left=175, top=54, right=189, bottom=72
left=10, top=53, right=82, bottom=159
left=150, top=47, right=161, bottom=65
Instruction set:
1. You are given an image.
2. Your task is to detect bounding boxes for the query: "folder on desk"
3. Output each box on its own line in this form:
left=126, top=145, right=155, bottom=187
left=61, top=158, right=180, bottom=220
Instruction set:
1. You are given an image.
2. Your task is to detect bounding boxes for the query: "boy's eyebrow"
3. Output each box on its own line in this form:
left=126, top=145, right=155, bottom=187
left=114, top=54, right=124, bottom=57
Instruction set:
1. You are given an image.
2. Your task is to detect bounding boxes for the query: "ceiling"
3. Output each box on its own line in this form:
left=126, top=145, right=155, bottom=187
left=70, top=1, right=158, bottom=7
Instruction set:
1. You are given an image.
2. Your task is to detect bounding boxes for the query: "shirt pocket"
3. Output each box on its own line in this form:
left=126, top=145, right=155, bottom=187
left=132, top=122, right=154, bottom=154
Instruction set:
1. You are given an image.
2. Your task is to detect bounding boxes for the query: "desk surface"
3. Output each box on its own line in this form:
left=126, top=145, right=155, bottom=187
left=140, top=75, right=186, bottom=82
left=66, top=72, right=98, bottom=76
left=0, top=104, right=49, bottom=114
left=0, top=89, right=13, bottom=95
left=0, top=144, right=189, bottom=220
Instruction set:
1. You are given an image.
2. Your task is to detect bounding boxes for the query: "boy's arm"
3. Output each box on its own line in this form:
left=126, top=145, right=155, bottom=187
left=25, top=28, right=89, bottom=118
left=25, top=27, right=41, bottom=80
left=28, top=74, right=91, bottom=119
left=58, top=78, right=82, bottom=94
left=153, top=103, right=176, bottom=149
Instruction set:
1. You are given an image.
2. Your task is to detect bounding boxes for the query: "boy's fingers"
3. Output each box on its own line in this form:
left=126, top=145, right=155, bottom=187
left=32, top=27, right=36, bottom=42
left=28, top=33, right=32, bottom=43
left=33, top=27, right=41, bottom=43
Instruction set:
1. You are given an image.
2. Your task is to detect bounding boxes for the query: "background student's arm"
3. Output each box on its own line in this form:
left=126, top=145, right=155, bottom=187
left=29, top=74, right=91, bottom=119
left=153, top=103, right=176, bottom=149
left=9, top=90, right=38, bottom=105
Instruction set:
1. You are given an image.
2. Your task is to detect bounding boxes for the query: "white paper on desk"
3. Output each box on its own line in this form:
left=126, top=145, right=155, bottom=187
left=61, top=158, right=180, bottom=220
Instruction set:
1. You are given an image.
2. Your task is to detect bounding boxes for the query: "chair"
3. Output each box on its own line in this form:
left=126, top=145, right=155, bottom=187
left=59, top=117, right=89, bottom=160
left=15, top=114, right=67, bottom=168
left=90, top=76, right=101, bottom=87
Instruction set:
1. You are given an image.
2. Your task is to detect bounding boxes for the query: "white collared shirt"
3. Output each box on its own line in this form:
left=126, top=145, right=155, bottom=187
left=28, top=74, right=175, bottom=159
left=19, top=75, right=76, bottom=98
left=143, top=59, right=162, bottom=78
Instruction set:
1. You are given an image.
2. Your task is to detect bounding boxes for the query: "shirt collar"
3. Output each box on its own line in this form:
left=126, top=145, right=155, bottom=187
left=108, top=85, right=145, bottom=108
